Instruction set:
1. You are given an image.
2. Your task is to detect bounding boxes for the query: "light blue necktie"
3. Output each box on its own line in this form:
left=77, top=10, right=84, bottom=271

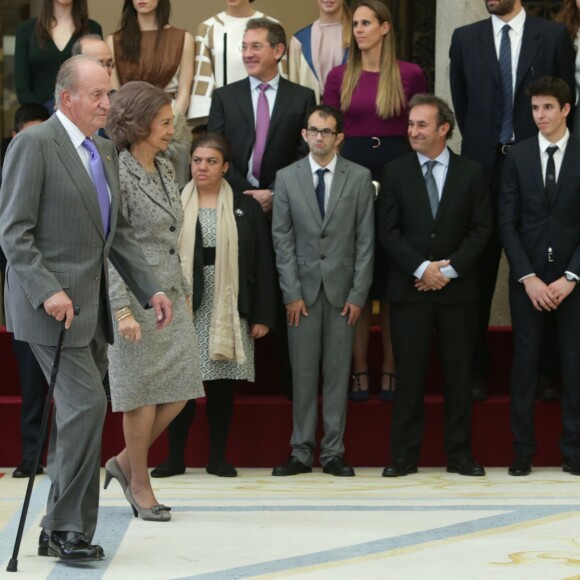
left=82, top=138, right=110, bottom=235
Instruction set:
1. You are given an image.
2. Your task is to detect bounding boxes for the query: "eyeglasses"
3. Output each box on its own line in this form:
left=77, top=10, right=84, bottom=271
left=239, top=42, right=272, bottom=53
left=99, top=60, right=115, bottom=70
left=305, top=127, right=337, bottom=138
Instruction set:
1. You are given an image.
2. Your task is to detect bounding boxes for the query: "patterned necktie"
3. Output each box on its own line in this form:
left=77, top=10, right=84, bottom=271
left=252, top=83, right=271, bottom=181
left=81, top=138, right=110, bottom=235
left=315, top=168, right=329, bottom=219
left=499, top=24, right=513, bottom=144
left=424, top=160, right=439, bottom=218
left=545, top=145, right=558, bottom=205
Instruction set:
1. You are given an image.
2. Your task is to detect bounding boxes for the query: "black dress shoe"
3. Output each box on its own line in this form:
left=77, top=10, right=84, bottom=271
left=563, top=456, right=580, bottom=475
left=382, top=458, right=418, bottom=477
left=447, top=456, right=485, bottom=476
left=12, top=463, right=44, bottom=478
left=508, top=455, right=532, bottom=476
left=38, top=530, right=55, bottom=557
left=322, top=457, right=355, bottom=477
left=206, top=458, right=237, bottom=477
left=471, top=375, right=487, bottom=401
left=272, top=456, right=312, bottom=476
left=150, top=461, right=186, bottom=478
left=48, top=531, right=104, bottom=562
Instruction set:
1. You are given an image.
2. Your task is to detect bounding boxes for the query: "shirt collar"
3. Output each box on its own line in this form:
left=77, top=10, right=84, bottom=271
left=417, top=146, right=450, bottom=169
left=491, top=7, right=526, bottom=37
left=538, top=128, right=570, bottom=154
left=309, top=153, right=338, bottom=175
left=56, top=109, right=88, bottom=149
left=249, top=73, right=280, bottom=91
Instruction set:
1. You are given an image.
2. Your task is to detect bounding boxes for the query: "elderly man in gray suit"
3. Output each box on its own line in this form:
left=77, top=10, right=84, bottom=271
left=0, top=56, right=172, bottom=562
left=271, top=105, right=374, bottom=477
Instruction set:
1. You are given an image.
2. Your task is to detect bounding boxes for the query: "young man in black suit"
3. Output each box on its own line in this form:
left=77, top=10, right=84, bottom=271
left=500, top=76, right=580, bottom=477
left=449, top=0, right=575, bottom=400
left=378, top=94, right=492, bottom=478
left=207, top=18, right=316, bottom=215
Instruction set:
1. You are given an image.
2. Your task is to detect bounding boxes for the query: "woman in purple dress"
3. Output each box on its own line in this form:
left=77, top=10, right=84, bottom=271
left=324, top=0, right=427, bottom=402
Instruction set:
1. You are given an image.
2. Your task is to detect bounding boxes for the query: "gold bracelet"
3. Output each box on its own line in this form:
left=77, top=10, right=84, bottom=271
left=114, top=307, right=131, bottom=321
left=115, top=312, right=132, bottom=323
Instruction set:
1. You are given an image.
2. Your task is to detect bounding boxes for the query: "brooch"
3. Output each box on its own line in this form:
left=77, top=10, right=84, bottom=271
left=234, top=209, right=244, bottom=217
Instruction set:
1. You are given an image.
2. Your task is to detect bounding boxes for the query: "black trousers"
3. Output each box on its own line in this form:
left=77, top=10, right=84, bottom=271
left=390, top=300, right=477, bottom=462
left=11, top=336, right=47, bottom=464
left=165, top=379, right=235, bottom=463
left=509, top=282, right=580, bottom=458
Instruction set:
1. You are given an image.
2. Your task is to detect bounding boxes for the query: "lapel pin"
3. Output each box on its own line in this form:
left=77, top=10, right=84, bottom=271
left=235, top=209, right=244, bottom=217
left=106, top=155, right=111, bottom=161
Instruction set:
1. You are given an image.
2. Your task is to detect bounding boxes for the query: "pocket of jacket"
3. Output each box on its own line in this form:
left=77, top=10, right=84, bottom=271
left=141, top=250, right=160, bottom=266
left=342, top=258, right=355, bottom=266
left=296, top=257, right=306, bottom=266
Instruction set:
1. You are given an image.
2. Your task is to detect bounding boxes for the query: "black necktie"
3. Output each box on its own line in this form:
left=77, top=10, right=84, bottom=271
left=315, top=168, right=329, bottom=219
left=499, top=24, right=513, bottom=144
left=545, top=145, right=558, bottom=205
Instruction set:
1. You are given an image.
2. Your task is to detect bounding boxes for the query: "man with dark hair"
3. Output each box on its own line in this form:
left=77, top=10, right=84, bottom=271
left=1, top=103, right=49, bottom=480
left=378, top=94, right=492, bottom=478
left=500, top=76, right=580, bottom=477
left=449, top=0, right=575, bottom=400
left=208, top=18, right=316, bottom=214
left=272, top=104, right=374, bottom=476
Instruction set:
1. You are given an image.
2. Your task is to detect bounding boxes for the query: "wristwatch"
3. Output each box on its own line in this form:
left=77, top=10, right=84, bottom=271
left=565, top=273, right=579, bottom=284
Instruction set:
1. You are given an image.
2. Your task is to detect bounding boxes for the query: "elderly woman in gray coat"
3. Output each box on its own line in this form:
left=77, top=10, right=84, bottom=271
left=103, top=81, right=203, bottom=521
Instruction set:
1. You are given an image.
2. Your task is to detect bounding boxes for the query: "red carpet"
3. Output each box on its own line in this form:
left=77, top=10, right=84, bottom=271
left=0, top=325, right=566, bottom=467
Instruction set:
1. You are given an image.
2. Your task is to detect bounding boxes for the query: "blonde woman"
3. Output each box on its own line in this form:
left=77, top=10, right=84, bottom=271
left=289, top=0, right=350, bottom=102
left=324, top=0, right=427, bottom=402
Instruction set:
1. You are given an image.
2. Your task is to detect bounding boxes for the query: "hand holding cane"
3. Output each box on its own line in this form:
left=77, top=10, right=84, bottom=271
left=7, top=306, right=80, bottom=573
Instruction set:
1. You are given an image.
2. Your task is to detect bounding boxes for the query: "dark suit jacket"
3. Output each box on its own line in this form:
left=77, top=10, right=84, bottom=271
left=449, top=15, right=575, bottom=169
left=207, top=76, right=316, bottom=193
left=499, top=135, right=580, bottom=283
left=192, top=191, right=277, bottom=330
left=377, top=150, right=492, bottom=304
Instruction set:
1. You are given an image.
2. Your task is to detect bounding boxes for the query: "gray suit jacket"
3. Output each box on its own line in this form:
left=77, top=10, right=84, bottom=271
left=272, top=155, right=374, bottom=309
left=0, top=114, right=161, bottom=347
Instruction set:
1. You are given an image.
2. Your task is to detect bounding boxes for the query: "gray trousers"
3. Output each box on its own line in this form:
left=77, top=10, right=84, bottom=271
left=30, top=305, right=108, bottom=541
left=288, top=289, right=354, bottom=466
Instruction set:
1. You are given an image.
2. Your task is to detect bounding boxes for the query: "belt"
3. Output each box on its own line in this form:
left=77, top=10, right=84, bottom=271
left=498, top=142, right=514, bottom=155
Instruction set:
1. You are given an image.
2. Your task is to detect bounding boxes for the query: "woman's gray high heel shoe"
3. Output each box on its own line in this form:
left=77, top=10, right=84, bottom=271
left=103, top=457, right=129, bottom=493
left=124, top=487, right=171, bottom=522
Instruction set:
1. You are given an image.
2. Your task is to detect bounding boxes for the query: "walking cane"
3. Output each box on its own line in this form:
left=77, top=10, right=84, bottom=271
left=7, top=306, right=80, bottom=573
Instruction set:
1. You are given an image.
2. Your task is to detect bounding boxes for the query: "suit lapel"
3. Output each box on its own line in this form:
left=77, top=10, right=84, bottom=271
left=515, top=19, right=539, bottom=94
left=52, top=117, right=106, bottom=240
left=96, top=138, right=118, bottom=240
left=479, top=19, right=500, bottom=83
left=553, top=137, right=579, bottom=205
left=236, top=78, right=255, bottom=133
left=267, top=78, right=291, bottom=146
left=434, top=151, right=458, bottom=225
left=407, top=155, right=435, bottom=224
left=296, top=159, right=323, bottom=226
left=323, top=157, right=349, bottom=227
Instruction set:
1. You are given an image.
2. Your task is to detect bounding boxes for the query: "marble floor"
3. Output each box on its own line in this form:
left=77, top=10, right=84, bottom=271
left=0, top=467, right=579, bottom=579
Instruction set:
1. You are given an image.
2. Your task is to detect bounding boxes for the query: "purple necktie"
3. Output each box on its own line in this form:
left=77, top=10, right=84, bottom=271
left=82, top=138, right=110, bottom=235
left=252, top=83, right=271, bottom=181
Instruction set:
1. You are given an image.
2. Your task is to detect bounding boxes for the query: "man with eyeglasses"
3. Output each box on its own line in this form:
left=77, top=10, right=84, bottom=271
left=208, top=18, right=315, bottom=215
left=271, top=105, right=374, bottom=477
left=71, top=35, right=115, bottom=76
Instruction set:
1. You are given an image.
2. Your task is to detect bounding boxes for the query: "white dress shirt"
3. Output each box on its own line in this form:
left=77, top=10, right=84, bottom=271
left=414, top=147, right=458, bottom=281
left=308, top=154, right=337, bottom=212
left=247, top=73, right=280, bottom=187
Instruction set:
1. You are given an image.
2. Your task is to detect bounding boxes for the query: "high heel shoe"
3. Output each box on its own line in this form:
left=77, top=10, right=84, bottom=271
left=104, top=456, right=129, bottom=493
left=349, top=371, right=370, bottom=402
left=124, top=487, right=171, bottom=522
left=380, top=372, right=396, bottom=402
